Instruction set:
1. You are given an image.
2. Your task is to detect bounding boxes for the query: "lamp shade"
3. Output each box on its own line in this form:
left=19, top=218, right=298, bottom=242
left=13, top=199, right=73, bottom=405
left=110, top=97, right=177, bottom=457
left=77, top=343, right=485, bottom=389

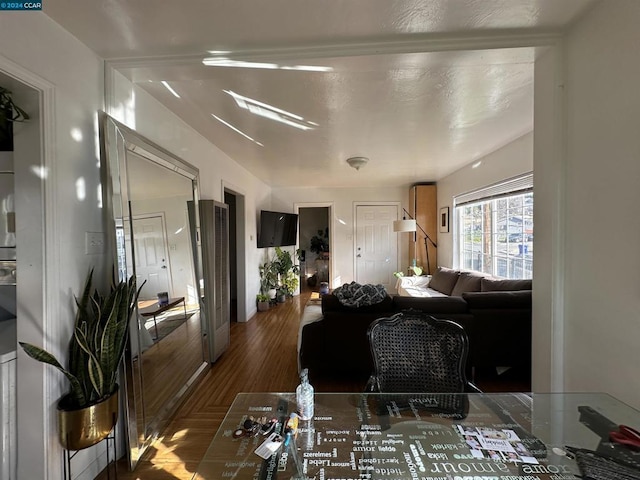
left=393, top=219, right=417, bottom=232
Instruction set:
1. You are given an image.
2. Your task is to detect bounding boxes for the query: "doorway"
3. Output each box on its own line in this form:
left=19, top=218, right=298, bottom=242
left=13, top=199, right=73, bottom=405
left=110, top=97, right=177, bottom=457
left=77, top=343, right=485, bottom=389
left=354, top=204, right=398, bottom=291
left=296, top=204, right=331, bottom=291
left=223, top=186, right=247, bottom=322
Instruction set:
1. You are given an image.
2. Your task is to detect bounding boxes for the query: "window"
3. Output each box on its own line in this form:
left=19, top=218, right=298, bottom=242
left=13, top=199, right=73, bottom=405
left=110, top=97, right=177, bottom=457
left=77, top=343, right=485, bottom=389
left=454, top=173, right=533, bottom=279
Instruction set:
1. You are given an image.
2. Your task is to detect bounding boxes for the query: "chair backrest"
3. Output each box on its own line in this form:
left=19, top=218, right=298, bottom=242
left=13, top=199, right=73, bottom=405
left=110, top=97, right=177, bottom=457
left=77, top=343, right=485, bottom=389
left=367, top=311, right=471, bottom=393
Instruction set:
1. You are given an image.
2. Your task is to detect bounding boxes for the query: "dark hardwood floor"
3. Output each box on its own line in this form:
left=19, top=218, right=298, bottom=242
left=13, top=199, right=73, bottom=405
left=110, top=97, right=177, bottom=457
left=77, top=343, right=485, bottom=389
left=99, top=288, right=530, bottom=479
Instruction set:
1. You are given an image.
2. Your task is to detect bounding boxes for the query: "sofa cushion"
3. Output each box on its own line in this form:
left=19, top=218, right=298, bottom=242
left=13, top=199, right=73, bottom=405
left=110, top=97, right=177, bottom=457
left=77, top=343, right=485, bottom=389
left=393, top=295, right=469, bottom=314
left=462, top=290, right=532, bottom=309
left=480, top=278, right=532, bottom=292
left=450, top=271, right=484, bottom=296
left=428, top=266, right=460, bottom=295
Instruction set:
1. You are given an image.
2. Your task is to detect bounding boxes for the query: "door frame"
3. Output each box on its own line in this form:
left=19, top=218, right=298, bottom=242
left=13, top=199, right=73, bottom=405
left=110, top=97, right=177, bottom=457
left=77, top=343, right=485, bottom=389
left=294, top=202, right=334, bottom=288
left=222, top=181, right=247, bottom=322
left=353, top=201, right=402, bottom=285
left=0, top=57, right=55, bottom=479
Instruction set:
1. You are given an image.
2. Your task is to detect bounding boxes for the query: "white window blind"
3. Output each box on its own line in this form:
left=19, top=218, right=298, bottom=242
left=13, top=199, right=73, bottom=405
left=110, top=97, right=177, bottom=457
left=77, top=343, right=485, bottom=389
left=454, top=172, right=533, bottom=207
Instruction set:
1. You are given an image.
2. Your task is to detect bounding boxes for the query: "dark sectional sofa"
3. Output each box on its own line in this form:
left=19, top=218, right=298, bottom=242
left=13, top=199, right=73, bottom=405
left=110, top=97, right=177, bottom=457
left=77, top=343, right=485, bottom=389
left=298, top=267, right=532, bottom=381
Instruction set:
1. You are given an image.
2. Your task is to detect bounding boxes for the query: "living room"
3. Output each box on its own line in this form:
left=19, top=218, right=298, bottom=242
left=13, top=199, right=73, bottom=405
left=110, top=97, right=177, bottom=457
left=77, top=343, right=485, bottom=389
left=2, top=1, right=640, bottom=479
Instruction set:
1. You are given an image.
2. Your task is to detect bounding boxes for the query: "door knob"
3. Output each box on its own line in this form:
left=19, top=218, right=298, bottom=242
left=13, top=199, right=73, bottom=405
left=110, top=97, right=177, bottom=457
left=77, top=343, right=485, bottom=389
left=161, top=265, right=167, bottom=269
left=357, top=254, right=361, bottom=258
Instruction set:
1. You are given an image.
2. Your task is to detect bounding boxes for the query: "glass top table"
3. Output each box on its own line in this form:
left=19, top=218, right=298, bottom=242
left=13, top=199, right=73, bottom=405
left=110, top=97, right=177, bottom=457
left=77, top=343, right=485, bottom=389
left=192, top=392, right=640, bottom=479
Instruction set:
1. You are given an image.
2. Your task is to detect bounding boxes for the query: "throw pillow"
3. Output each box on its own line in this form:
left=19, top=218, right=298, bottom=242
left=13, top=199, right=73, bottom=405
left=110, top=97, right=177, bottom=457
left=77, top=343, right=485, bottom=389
left=480, top=278, right=533, bottom=291
left=428, top=266, right=460, bottom=295
left=450, top=271, right=484, bottom=296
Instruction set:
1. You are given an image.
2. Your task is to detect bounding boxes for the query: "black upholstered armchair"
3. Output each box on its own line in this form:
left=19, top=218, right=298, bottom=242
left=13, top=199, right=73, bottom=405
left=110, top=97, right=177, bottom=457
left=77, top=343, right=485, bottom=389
left=366, top=311, right=481, bottom=394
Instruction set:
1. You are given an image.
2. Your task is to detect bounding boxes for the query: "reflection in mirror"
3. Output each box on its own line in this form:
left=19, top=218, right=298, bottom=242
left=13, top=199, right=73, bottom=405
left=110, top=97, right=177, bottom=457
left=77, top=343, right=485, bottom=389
left=100, top=113, right=210, bottom=468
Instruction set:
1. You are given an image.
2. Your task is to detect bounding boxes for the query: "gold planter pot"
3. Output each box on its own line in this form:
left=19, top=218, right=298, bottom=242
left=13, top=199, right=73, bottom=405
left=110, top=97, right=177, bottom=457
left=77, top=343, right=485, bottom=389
left=57, top=387, right=119, bottom=450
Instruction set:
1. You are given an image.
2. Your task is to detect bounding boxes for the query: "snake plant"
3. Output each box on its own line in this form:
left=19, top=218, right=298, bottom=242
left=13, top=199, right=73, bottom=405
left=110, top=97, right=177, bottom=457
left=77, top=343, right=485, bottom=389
left=20, top=269, right=143, bottom=409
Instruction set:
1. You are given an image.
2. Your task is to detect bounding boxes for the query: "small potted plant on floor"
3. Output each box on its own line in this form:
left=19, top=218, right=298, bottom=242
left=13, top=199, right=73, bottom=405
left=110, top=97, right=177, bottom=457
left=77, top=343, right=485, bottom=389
left=256, top=293, right=270, bottom=312
left=275, top=287, right=287, bottom=303
left=19, top=269, right=142, bottom=450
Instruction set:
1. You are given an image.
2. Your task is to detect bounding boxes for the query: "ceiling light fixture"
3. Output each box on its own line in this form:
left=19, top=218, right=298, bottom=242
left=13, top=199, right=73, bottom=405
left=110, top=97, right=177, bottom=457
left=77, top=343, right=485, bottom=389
left=211, top=114, right=264, bottom=147
left=161, top=81, right=181, bottom=98
left=346, top=156, right=369, bottom=170
left=224, top=90, right=316, bottom=131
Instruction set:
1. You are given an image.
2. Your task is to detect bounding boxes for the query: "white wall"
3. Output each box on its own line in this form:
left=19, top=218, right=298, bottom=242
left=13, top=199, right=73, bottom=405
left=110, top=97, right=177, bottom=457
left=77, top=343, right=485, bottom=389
left=0, top=12, right=107, bottom=480
left=562, top=1, right=640, bottom=408
left=109, top=71, right=272, bottom=320
left=272, top=186, right=407, bottom=287
left=436, top=132, right=534, bottom=267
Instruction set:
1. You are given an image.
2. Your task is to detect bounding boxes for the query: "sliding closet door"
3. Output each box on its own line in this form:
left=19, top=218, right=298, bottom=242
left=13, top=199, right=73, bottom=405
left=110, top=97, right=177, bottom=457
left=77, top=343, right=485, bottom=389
left=200, top=200, right=230, bottom=362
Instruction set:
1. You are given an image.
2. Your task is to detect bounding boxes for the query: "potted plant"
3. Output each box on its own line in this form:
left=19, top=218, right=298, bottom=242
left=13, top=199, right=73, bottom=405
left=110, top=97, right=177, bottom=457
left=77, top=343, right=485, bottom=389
left=310, top=228, right=329, bottom=258
left=275, top=287, right=287, bottom=303
left=19, top=269, right=142, bottom=450
left=272, top=247, right=299, bottom=281
left=281, top=269, right=299, bottom=297
left=256, top=293, right=270, bottom=312
left=271, top=247, right=300, bottom=299
left=0, top=86, right=30, bottom=152
left=259, top=261, right=278, bottom=299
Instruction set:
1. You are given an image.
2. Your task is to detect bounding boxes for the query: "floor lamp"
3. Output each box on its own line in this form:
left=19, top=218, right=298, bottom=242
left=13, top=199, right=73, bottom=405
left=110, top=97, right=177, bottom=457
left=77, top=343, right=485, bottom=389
left=393, top=208, right=438, bottom=275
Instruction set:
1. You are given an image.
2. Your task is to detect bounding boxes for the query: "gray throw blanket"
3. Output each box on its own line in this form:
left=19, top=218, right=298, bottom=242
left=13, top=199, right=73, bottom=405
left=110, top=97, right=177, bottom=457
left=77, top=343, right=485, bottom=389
left=333, top=282, right=387, bottom=308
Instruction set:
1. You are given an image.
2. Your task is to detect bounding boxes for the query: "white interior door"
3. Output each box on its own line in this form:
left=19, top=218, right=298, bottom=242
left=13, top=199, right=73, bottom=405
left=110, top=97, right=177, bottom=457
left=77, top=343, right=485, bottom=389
left=355, top=205, right=398, bottom=290
left=125, top=215, right=171, bottom=300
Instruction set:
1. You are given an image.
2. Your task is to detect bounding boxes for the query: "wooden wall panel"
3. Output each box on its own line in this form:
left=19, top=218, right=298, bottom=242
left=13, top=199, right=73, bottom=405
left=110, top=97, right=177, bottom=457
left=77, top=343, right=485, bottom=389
left=410, top=184, right=437, bottom=275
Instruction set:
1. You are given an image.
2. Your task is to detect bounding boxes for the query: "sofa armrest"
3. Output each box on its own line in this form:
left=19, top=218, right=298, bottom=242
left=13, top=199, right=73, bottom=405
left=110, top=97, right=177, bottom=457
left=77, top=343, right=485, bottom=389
left=462, top=290, right=532, bottom=309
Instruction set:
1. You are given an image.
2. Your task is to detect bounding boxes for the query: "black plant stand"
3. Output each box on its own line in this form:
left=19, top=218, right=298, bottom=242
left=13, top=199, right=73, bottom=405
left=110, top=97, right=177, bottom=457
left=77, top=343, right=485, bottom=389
left=62, top=418, right=118, bottom=480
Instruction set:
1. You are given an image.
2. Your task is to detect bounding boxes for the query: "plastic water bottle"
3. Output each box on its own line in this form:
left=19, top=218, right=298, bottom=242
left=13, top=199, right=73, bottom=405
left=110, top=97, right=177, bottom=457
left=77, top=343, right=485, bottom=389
left=296, top=369, right=314, bottom=420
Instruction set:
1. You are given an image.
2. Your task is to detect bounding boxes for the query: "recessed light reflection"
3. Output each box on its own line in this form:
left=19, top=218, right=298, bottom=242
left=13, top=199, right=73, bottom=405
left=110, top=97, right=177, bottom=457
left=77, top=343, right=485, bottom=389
left=161, top=81, right=181, bottom=98
left=472, top=161, right=482, bottom=169
left=70, top=128, right=83, bottom=142
left=211, top=114, right=264, bottom=147
left=224, top=90, right=316, bottom=131
left=202, top=57, right=332, bottom=72
left=76, top=177, right=86, bottom=201
left=280, top=65, right=333, bottom=72
left=29, top=165, right=49, bottom=179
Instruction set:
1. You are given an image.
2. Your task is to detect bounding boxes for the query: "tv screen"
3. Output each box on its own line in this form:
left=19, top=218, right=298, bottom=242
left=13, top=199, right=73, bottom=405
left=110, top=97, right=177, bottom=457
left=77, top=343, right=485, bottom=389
left=257, top=210, right=298, bottom=248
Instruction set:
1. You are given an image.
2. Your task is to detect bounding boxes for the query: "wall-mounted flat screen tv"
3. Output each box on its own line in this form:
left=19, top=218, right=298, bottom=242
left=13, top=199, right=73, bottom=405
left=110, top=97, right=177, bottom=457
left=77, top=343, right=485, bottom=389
left=257, top=210, right=298, bottom=248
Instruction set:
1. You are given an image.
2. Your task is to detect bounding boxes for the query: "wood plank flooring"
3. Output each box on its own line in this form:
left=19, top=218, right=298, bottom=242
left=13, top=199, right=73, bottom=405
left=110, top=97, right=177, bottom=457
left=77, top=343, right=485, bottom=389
left=99, top=289, right=530, bottom=480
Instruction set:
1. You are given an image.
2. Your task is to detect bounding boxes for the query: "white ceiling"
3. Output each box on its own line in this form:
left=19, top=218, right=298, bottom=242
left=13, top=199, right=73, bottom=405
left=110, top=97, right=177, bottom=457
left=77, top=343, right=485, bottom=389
left=45, top=0, right=595, bottom=188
